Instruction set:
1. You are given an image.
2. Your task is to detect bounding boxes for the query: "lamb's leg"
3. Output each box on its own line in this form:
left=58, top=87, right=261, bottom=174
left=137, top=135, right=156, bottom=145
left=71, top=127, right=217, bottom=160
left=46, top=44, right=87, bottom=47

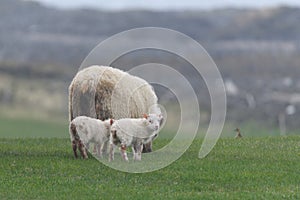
left=78, top=140, right=88, bottom=159
left=132, top=146, right=137, bottom=160
left=138, top=143, right=143, bottom=160
left=120, top=144, right=128, bottom=162
left=99, top=141, right=108, bottom=158
left=84, top=142, right=89, bottom=151
left=72, top=140, right=78, bottom=158
left=109, top=143, right=114, bottom=162
left=133, top=143, right=143, bottom=161
left=97, top=143, right=102, bottom=158
left=84, top=142, right=91, bottom=159
left=70, top=122, right=79, bottom=158
left=92, top=144, right=97, bottom=154
left=101, top=141, right=108, bottom=155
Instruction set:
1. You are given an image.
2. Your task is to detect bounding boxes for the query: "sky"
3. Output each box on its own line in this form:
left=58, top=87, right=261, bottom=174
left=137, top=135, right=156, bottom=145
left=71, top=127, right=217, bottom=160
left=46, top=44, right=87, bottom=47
left=28, top=0, right=300, bottom=10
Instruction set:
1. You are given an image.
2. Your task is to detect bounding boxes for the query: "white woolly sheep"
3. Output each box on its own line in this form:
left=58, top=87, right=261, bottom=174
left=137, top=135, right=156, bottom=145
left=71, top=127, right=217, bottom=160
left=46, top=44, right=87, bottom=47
left=69, top=116, right=114, bottom=159
left=109, top=113, right=162, bottom=162
left=69, top=65, right=162, bottom=154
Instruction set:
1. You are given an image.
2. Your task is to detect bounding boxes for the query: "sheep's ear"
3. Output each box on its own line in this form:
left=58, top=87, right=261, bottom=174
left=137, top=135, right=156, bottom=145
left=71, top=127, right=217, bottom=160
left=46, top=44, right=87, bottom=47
left=110, top=119, right=114, bottom=125
left=143, top=114, right=148, bottom=119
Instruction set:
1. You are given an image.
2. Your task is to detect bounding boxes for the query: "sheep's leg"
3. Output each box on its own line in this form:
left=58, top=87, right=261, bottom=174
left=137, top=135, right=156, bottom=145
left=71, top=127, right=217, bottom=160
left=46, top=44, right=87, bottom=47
left=78, top=140, right=88, bottom=159
left=142, top=141, right=152, bottom=153
left=120, top=144, right=128, bottom=162
left=72, top=140, right=78, bottom=158
left=109, top=143, right=114, bottom=162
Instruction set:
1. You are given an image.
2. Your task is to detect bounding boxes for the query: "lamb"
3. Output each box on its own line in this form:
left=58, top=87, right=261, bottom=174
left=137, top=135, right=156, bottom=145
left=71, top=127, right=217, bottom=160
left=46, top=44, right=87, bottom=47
left=109, top=113, right=162, bottom=162
left=69, top=116, right=114, bottom=159
left=69, top=65, right=162, bottom=154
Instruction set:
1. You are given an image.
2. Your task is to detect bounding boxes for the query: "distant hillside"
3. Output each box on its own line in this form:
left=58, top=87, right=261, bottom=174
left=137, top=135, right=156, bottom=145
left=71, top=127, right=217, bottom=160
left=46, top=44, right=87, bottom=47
left=2, top=0, right=300, bottom=40
left=1, top=0, right=300, bottom=66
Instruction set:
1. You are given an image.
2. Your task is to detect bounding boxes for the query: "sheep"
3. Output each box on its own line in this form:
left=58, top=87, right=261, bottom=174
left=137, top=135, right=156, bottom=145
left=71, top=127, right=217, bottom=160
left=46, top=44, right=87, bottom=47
left=109, top=113, right=162, bottom=162
left=69, top=65, right=162, bottom=154
left=69, top=116, right=114, bottom=159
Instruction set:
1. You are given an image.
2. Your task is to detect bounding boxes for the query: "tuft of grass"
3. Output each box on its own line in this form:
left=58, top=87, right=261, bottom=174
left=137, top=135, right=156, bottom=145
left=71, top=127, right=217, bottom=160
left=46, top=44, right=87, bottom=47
left=0, top=136, right=299, bottom=199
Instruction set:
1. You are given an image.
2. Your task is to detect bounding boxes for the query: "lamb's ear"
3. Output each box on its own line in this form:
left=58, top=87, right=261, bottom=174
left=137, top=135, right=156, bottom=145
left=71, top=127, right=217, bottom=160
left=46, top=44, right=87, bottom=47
left=159, top=114, right=164, bottom=126
left=158, top=114, right=163, bottom=119
left=143, top=114, right=148, bottom=119
left=110, top=119, right=114, bottom=125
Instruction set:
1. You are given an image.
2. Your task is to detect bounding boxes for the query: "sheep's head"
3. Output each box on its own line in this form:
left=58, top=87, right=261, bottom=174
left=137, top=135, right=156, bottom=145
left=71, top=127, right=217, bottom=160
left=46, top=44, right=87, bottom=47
left=104, top=118, right=114, bottom=129
left=142, top=114, right=162, bottom=132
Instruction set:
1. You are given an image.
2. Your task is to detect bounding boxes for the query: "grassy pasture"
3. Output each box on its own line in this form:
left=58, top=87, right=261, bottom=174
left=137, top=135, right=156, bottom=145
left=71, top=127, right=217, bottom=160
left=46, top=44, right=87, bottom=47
left=0, top=136, right=299, bottom=199
left=0, top=116, right=299, bottom=199
left=0, top=115, right=68, bottom=138
left=0, top=115, right=290, bottom=139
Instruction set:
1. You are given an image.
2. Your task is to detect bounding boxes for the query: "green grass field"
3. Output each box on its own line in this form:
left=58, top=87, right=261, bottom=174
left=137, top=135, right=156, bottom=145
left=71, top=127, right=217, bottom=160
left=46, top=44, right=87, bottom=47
left=0, top=136, right=299, bottom=199
left=0, top=115, right=288, bottom=139
left=0, top=115, right=68, bottom=138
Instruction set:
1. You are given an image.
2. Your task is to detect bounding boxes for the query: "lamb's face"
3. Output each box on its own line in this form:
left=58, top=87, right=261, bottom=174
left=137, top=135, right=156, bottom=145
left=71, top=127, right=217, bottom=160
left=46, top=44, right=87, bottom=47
left=143, top=114, right=162, bottom=132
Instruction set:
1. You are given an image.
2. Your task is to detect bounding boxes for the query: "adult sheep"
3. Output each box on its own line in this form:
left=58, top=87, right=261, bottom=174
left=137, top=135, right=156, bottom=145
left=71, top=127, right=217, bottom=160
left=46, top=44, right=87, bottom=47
left=69, top=65, right=162, bottom=153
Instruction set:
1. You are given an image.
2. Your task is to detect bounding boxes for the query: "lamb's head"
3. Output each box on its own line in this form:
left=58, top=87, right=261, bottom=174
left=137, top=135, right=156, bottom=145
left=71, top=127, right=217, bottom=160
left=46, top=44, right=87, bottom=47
left=103, top=118, right=114, bottom=129
left=148, top=105, right=164, bottom=126
left=142, top=113, right=162, bottom=132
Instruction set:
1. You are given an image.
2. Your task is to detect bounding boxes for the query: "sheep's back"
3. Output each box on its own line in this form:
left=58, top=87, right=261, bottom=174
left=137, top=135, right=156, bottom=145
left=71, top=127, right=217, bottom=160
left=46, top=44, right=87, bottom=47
left=69, top=65, right=159, bottom=122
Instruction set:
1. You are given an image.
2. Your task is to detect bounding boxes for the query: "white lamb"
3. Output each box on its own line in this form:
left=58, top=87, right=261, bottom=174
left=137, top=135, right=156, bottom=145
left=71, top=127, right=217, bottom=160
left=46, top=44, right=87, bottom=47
left=109, top=114, right=162, bottom=162
left=69, top=116, right=114, bottom=159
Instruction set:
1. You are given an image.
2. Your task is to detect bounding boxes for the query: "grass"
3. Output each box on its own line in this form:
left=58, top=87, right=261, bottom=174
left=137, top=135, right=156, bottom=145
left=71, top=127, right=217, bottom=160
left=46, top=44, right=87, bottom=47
left=0, top=136, right=299, bottom=199
left=0, top=115, right=68, bottom=138
left=0, top=115, right=294, bottom=139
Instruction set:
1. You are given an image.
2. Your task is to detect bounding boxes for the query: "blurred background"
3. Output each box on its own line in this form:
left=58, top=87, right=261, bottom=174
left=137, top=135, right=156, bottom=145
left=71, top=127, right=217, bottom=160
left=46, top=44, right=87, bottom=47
left=0, top=0, right=300, bottom=137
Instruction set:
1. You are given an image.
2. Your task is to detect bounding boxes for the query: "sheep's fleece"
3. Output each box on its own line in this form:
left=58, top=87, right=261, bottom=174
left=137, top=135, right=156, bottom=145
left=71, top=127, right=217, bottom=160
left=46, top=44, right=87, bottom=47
left=69, top=65, right=160, bottom=121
